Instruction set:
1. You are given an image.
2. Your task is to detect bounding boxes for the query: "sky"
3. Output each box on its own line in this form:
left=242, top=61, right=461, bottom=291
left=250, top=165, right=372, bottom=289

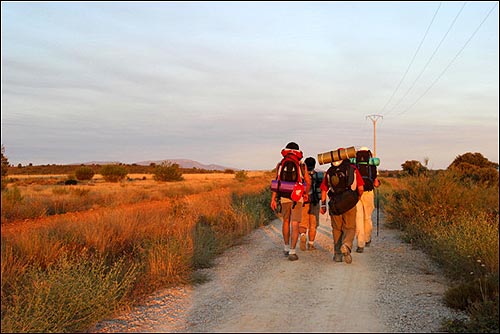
left=1, top=1, right=499, bottom=171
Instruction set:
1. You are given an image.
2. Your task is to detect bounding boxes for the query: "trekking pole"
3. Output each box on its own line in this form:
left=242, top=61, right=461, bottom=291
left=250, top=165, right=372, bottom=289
left=376, top=188, right=379, bottom=237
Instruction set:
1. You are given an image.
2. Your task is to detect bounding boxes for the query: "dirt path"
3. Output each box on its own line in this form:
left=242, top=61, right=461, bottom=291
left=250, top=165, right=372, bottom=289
left=92, top=213, right=463, bottom=333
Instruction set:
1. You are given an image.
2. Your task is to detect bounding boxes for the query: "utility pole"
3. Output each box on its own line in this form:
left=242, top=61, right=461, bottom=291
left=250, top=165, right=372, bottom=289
left=366, top=114, right=383, bottom=238
left=366, top=114, right=383, bottom=156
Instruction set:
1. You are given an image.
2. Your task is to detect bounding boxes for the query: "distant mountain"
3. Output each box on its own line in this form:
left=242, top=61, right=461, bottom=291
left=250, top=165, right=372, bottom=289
left=79, top=161, right=121, bottom=165
left=134, top=159, right=235, bottom=171
left=81, top=159, right=235, bottom=171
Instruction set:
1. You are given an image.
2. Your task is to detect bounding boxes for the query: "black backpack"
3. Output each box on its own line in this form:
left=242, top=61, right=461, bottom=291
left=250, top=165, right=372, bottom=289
left=326, top=160, right=358, bottom=215
left=356, top=150, right=377, bottom=191
left=327, top=160, right=354, bottom=193
left=309, top=170, right=324, bottom=205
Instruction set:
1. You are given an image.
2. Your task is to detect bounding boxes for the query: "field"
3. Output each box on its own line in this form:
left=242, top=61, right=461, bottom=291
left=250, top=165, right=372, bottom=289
left=1, top=170, right=276, bottom=333
left=1, top=171, right=266, bottom=225
left=1, top=166, right=498, bottom=333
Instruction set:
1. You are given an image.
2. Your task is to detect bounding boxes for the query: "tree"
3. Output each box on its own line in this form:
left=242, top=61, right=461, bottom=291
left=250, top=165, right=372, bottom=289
left=1, top=145, right=9, bottom=191
left=75, top=166, right=95, bottom=181
left=1, top=145, right=8, bottom=178
left=100, top=164, right=128, bottom=182
left=401, top=160, right=428, bottom=176
left=447, top=152, right=499, bottom=187
left=448, top=152, right=498, bottom=170
left=153, top=162, right=184, bottom=182
left=235, top=170, right=248, bottom=182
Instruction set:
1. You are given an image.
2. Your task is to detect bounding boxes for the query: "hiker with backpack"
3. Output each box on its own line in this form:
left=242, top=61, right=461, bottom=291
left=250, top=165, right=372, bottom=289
left=353, top=147, right=380, bottom=253
left=319, top=150, right=364, bottom=264
left=298, top=157, right=324, bottom=251
left=270, top=142, right=311, bottom=261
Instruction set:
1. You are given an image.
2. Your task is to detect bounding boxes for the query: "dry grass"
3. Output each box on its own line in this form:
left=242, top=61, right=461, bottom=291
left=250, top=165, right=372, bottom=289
left=382, top=173, right=499, bottom=333
left=1, top=171, right=275, bottom=333
left=1, top=171, right=271, bottom=224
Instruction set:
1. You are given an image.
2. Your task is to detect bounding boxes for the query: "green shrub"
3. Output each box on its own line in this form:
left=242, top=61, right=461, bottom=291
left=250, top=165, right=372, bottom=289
left=153, top=162, right=184, bottom=182
left=1, top=254, right=138, bottom=333
left=99, top=165, right=128, bottom=182
left=382, top=164, right=499, bottom=333
left=2, top=185, right=23, bottom=203
left=442, top=300, right=499, bottom=333
left=1, top=145, right=9, bottom=191
left=235, top=170, right=248, bottom=182
left=74, top=166, right=95, bottom=181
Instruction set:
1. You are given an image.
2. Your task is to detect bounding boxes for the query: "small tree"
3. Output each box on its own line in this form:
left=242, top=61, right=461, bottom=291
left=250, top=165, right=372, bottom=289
left=100, top=164, right=128, bottom=182
left=447, top=152, right=499, bottom=187
left=401, top=160, right=428, bottom=176
left=75, top=166, right=95, bottom=181
left=235, top=170, right=248, bottom=182
left=1, top=145, right=9, bottom=191
left=153, top=162, right=184, bottom=182
left=448, top=152, right=498, bottom=170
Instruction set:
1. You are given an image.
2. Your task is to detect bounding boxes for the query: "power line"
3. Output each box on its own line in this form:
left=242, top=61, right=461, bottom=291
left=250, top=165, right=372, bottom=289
left=380, top=2, right=442, bottom=115
left=386, top=2, right=467, bottom=116
left=395, top=2, right=498, bottom=117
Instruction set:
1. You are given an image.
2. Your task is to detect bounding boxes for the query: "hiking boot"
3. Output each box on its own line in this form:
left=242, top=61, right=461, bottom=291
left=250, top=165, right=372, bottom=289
left=333, top=253, right=343, bottom=262
left=299, top=234, right=307, bottom=251
left=341, top=244, right=352, bottom=264
left=365, top=240, right=371, bottom=247
left=308, top=244, right=317, bottom=251
left=356, top=247, right=364, bottom=253
left=288, top=253, right=299, bottom=261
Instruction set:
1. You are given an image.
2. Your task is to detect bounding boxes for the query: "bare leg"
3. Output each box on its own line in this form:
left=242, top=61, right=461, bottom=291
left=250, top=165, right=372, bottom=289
left=282, top=219, right=291, bottom=246
left=290, top=220, right=300, bottom=250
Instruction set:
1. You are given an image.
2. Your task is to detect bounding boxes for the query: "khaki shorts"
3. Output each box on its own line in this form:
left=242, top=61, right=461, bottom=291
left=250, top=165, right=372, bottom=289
left=300, top=202, right=320, bottom=230
left=281, top=201, right=302, bottom=222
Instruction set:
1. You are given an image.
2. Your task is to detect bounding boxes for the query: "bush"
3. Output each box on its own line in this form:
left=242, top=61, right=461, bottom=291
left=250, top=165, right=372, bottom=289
left=99, top=165, right=128, bottom=183
left=235, top=170, right=248, bottom=182
left=153, top=162, right=184, bottom=182
left=1, top=254, right=138, bottom=333
left=383, top=164, right=499, bottom=333
left=1, top=145, right=9, bottom=191
left=74, top=167, right=95, bottom=181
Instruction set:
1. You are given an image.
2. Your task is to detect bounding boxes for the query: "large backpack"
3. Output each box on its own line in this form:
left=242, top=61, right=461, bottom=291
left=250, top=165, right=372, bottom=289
left=327, top=160, right=354, bottom=193
left=326, top=160, right=358, bottom=215
left=271, top=148, right=305, bottom=202
left=355, top=150, right=377, bottom=191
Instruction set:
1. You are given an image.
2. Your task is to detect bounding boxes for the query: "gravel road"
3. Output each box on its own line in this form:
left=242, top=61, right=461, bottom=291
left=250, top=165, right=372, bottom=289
left=91, top=212, right=466, bottom=333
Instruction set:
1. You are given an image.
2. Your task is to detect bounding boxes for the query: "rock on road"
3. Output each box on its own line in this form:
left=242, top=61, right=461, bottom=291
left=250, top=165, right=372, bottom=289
left=92, top=213, right=464, bottom=333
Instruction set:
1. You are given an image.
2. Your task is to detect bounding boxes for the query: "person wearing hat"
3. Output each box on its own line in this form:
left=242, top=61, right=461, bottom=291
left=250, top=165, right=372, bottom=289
left=270, top=142, right=311, bottom=261
left=298, top=157, right=324, bottom=251
left=354, top=146, right=381, bottom=253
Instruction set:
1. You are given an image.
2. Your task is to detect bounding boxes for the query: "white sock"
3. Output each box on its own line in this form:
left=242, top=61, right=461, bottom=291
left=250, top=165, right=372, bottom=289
left=289, top=248, right=296, bottom=255
left=284, top=245, right=290, bottom=252
left=309, top=241, right=314, bottom=245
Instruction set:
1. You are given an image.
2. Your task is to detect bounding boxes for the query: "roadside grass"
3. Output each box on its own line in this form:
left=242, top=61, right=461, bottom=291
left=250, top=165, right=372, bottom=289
left=1, top=172, right=275, bottom=333
left=381, top=172, right=499, bottom=333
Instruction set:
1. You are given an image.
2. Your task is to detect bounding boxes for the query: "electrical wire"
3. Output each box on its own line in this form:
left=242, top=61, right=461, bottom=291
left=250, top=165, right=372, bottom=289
left=379, top=2, right=442, bottom=116
left=386, top=2, right=467, bottom=116
left=395, top=2, right=498, bottom=117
